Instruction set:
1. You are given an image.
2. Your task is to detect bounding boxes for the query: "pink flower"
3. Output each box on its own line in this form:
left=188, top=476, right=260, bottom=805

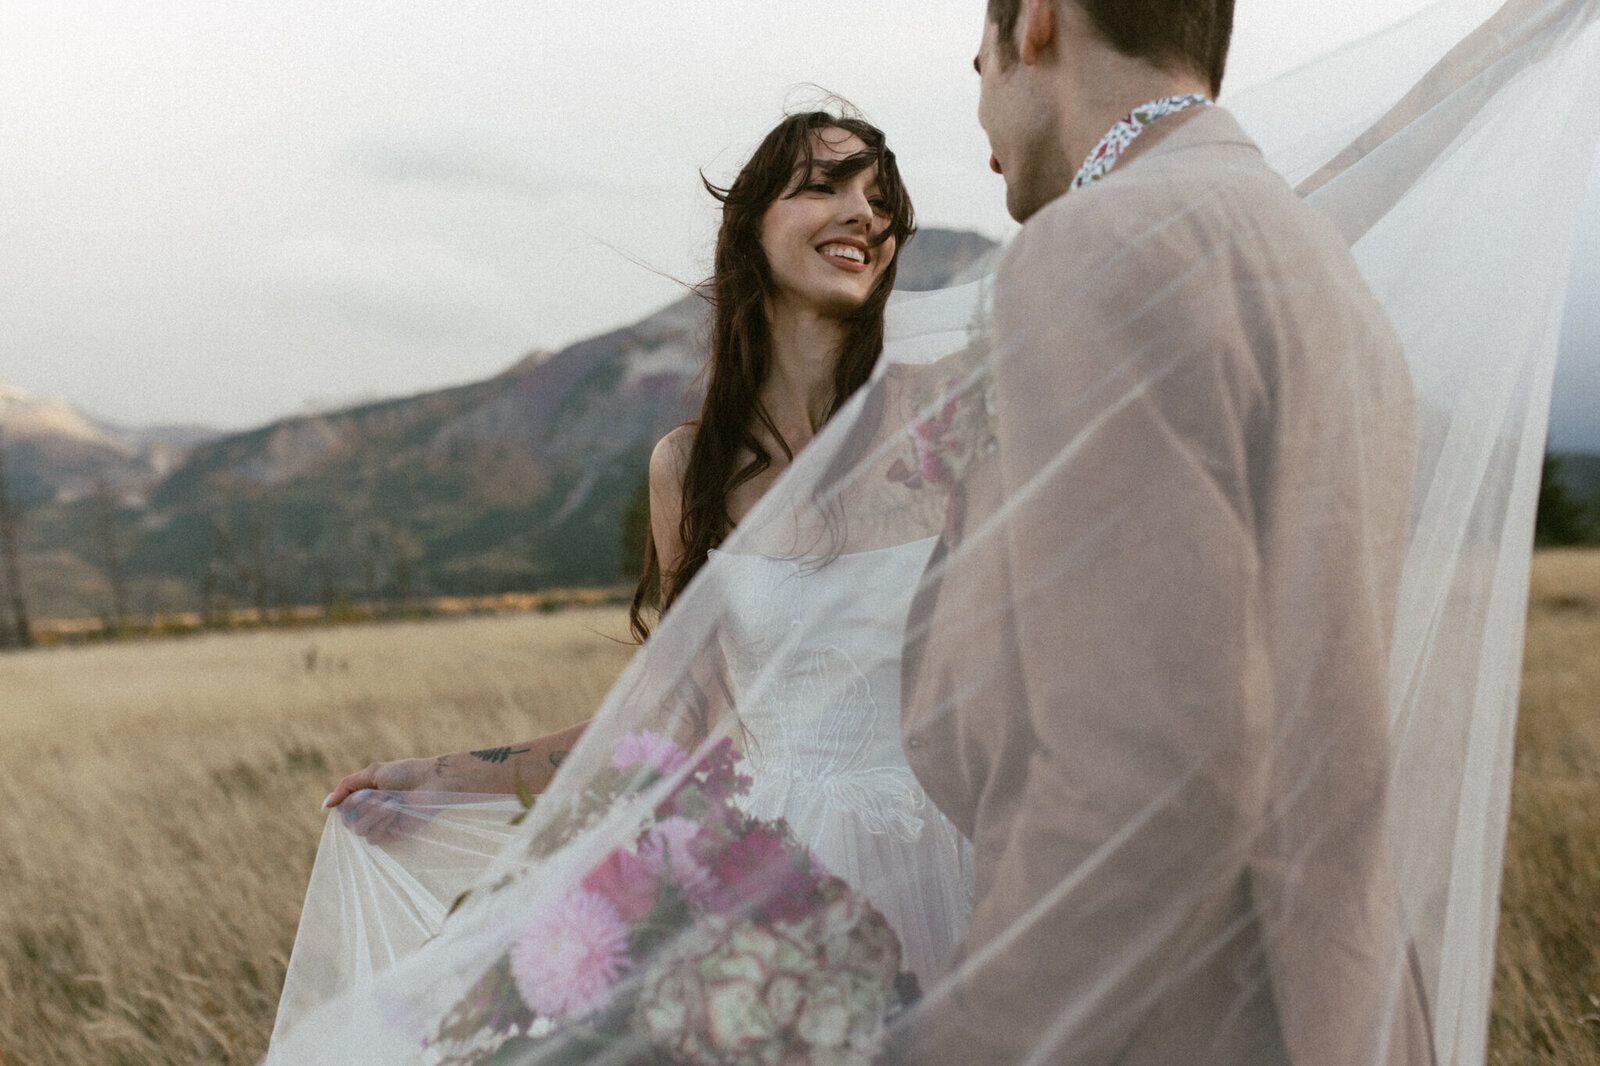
left=582, top=847, right=659, bottom=923
left=639, top=816, right=715, bottom=899
left=610, top=730, right=689, bottom=776
left=508, top=886, right=631, bottom=1018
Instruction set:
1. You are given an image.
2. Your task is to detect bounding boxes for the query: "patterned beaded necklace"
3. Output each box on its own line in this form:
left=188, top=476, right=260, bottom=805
left=1071, top=94, right=1214, bottom=191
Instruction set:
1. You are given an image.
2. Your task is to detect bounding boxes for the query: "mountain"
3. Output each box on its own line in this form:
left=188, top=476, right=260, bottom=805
left=0, top=384, right=220, bottom=508
left=139, top=294, right=705, bottom=601
left=8, top=228, right=998, bottom=619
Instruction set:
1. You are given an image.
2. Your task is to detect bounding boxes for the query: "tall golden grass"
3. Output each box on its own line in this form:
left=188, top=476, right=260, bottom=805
left=1490, top=550, right=1600, bottom=1064
left=0, top=554, right=1594, bottom=1065
left=0, top=609, right=635, bottom=1065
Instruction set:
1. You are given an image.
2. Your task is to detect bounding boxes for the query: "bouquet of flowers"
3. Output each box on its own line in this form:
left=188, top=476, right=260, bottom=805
left=429, top=732, right=919, bottom=1066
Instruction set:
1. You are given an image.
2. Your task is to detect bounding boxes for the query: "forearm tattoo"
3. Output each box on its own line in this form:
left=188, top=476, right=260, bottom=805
left=469, top=746, right=532, bottom=765
left=434, top=755, right=450, bottom=778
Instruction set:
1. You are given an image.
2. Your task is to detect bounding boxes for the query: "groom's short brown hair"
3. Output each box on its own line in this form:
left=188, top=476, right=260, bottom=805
left=986, top=0, right=1234, bottom=97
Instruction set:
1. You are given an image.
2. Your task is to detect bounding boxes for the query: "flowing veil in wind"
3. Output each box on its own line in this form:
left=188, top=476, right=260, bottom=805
left=267, top=0, right=1600, bottom=1062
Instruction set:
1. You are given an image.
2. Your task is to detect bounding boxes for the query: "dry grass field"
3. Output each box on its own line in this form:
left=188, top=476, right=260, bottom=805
left=0, top=608, right=636, bottom=1065
left=1491, top=550, right=1600, bottom=1064
left=0, top=553, right=1595, bottom=1065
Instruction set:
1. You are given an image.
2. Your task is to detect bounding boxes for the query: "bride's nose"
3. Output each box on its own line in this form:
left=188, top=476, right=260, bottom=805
left=837, top=188, right=875, bottom=231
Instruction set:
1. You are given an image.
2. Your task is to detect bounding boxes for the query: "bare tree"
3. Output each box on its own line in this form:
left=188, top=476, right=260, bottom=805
left=0, top=444, right=34, bottom=648
left=392, top=528, right=423, bottom=615
left=201, top=507, right=235, bottom=627
left=244, top=514, right=270, bottom=623
left=91, top=478, right=129, bottom=635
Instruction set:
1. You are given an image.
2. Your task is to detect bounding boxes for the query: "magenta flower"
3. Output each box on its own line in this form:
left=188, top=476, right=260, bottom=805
left=508, top=886, right=631, bottom=1018
left=610, top=730, right=689, bottom=775
left=707, top=823, right=819, bottom=922
left=582, top=847, right=659, bottom=923
left=690, top=739, right=751, bottom=804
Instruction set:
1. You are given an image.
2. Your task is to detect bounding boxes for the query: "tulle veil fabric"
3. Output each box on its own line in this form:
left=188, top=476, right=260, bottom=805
left=266, top=0, right=1600, bottom=1062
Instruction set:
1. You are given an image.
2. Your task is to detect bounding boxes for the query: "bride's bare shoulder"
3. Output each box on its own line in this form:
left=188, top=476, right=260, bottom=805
left=650, top=424, right=696, bottom=491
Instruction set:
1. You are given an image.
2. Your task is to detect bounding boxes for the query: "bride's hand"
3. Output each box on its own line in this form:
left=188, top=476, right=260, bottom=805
left=323, top=756, right=442, bottom=811
left=337, top=788, right=434, bottom=844
left=324, top=757, right=451, bottom=844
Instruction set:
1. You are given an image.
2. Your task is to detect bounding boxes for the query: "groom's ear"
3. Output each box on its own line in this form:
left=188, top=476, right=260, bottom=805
left=1019, top=0, right=1058, bottom=65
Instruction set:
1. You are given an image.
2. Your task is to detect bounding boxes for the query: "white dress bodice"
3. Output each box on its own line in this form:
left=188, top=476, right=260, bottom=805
left=708, top=538, right=972, bottom=983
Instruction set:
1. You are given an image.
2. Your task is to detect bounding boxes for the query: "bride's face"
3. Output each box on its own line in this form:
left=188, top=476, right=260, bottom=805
left=759, top=129, right=897, bottom=320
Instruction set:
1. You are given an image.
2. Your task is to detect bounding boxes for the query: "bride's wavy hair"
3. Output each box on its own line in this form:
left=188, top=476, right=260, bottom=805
left=629, top=108, right=916, bottom=641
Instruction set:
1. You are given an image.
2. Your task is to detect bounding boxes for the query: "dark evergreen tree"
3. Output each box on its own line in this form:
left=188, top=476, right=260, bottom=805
left=620, top=468, right=651, bottom=580
left=1535, top=453, right=1596, bottom=546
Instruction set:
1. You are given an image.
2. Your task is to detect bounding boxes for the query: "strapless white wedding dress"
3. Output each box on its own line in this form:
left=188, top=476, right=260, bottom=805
left=709, top=537, right=972, bottom=984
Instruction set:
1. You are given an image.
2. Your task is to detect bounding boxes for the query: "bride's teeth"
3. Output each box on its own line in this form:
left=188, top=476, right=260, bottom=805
left=821, top=245, right=866, bottom=263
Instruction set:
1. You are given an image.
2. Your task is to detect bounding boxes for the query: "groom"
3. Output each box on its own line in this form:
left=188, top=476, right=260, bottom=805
left=897, top=1, right=1435, bottom=1063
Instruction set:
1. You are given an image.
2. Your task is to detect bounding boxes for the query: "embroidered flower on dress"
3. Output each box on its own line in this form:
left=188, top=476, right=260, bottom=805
left=888, top=372, right=995, bottom=492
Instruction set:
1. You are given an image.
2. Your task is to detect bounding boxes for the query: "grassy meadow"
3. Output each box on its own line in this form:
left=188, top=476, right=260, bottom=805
left=0, top=608, right=636, bottom=1065
left=0, top=553, right=1595, bottom=1065
left=1491, top=550, right=1600, bottom=1063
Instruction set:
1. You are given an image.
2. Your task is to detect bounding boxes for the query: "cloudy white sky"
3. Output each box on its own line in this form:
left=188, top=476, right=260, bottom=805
left=3, top=0, right=1598, bottom=449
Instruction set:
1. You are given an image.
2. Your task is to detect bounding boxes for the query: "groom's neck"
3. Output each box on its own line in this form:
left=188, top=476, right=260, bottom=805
left=1049, top=9, right=1214, bottom=180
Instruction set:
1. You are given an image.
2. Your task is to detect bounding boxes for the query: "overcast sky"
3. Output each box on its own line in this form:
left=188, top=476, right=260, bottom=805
left=3, top=0, right=1597, bottom=450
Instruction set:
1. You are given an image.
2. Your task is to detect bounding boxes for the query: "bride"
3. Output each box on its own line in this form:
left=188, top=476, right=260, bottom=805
left=303, top=105, right=971, bottom=1008
left=271, top=0, right=1600, bottom=1061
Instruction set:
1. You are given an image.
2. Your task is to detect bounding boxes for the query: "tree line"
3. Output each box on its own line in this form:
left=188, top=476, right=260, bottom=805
left=0, top=443, right=1592, bottom=650
left=0, top=441, right=654, bottom=647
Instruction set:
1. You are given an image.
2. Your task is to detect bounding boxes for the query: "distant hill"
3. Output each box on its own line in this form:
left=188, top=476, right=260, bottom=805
left=5, top=228, right=998, bottom=619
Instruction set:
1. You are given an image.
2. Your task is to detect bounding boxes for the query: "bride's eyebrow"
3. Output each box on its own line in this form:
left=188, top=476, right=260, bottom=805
left=817, top=152, right=878, bottom=183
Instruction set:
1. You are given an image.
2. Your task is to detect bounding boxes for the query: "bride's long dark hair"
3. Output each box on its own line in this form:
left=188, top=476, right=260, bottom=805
left=629, top=109, right=916, bottom=641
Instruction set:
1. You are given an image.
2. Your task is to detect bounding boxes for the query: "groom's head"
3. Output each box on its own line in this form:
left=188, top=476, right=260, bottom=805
left=986, top=0, right=1233, bottom=95
left=977, top=0, right=1234, bottom=220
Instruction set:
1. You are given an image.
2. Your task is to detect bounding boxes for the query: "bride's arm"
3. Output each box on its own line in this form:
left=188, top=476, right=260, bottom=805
left=647, top=425, right=691, bottom=601
left=323, top=718, right=590, bottom=810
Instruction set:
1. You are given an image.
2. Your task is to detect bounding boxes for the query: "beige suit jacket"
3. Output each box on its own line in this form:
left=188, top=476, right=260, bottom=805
left=898, top=108, right=1435, bottom=1065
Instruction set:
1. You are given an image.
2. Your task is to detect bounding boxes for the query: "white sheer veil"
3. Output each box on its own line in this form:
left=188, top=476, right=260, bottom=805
left=1235, top=0, right=1600, bottom=1058
left=266, top=1, right=1600, bottom=1062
